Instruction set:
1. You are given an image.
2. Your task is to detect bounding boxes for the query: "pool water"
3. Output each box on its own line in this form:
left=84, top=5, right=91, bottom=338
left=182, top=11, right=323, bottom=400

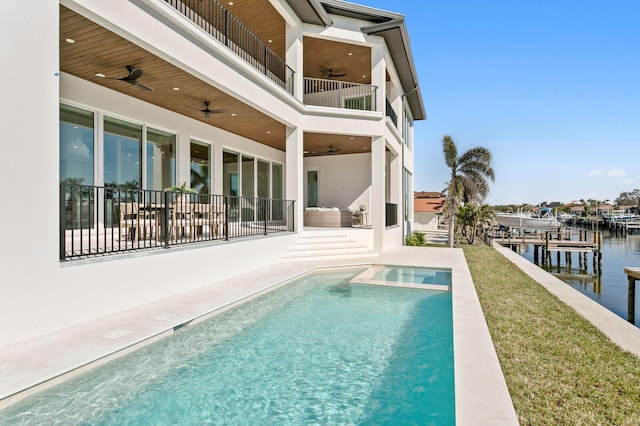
left=374, top=266, right=452, bottom=286
left=1, top=269, right=454, bottom=425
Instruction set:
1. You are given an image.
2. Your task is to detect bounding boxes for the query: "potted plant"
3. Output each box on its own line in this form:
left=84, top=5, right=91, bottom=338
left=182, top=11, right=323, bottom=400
left=352, top=203, right=367, bottom=226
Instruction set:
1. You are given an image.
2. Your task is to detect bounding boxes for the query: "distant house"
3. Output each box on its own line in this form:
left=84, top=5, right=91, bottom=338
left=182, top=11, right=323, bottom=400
left=414, top=191, right=446, bottom=231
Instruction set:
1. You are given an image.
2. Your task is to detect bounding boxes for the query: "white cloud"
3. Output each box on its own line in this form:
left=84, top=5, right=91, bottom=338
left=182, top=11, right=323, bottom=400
left=588, top=168, right=626, bottom=177
left=622, top=178, right=635, bottom=185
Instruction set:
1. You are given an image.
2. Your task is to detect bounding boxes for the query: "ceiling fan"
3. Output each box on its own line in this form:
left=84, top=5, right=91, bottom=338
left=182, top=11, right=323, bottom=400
left=97, top=65, right=153, bottom=91
left=187, top=101, right=228, bottom=118
left=320, top=66, right=347, bottom=78
left=326, top=145, right=342, bottom=154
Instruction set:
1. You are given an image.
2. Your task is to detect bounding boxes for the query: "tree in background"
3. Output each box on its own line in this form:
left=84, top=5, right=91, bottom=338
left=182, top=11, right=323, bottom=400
left=442, top=135, right=495, bottom=247
left=456, top=204, right=494, bottom=244
left=615, top=189, right=640, bottom=206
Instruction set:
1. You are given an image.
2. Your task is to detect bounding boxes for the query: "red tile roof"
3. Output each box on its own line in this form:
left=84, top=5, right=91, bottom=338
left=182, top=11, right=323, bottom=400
left=414, top=197, right=445, bottom=213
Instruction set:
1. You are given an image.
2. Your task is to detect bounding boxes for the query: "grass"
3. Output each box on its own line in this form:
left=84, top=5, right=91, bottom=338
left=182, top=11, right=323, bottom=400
left=462, top=244, right=640, bottom=425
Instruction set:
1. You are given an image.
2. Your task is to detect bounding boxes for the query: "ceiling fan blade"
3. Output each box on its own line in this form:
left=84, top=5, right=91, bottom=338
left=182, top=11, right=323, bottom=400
left=207, top=108, right=228, bottom=114
left=133, top=81, right=153, bottom=91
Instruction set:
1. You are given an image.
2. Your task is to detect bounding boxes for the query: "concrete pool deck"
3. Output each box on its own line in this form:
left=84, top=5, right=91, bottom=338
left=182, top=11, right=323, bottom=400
left=0, top=246, right=519, bottom=425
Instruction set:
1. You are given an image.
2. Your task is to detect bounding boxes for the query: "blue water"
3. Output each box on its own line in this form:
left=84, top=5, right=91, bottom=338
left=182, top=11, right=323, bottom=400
left=520, top=227, right=640, bottom=327
left=1, top=269, right=454, bottom=425
left=374, top=266, right=452, bottom=286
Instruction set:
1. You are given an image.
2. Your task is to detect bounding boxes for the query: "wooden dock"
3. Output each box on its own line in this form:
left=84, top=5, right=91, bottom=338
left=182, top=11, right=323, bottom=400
left=624, top=267, right=640, bottom=323
left=489, top=229, right=602, bottom=271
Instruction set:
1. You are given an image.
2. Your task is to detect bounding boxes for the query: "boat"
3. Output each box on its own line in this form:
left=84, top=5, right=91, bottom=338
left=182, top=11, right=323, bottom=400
left=557, top=212, right=574, bottom=223
left=493, top=208, right=561, bottom=230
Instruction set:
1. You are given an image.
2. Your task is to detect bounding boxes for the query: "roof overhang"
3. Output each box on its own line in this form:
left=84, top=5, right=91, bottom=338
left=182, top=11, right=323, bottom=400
left=285, top=0, right=333, bottom=26
left=320, top=0, right=425, bottom=120
left=361, top=19, right=425, bottom=120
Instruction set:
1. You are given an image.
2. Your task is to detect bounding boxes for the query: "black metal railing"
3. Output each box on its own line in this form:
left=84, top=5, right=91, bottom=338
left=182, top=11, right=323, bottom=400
left=303, top=77, right=378, bottom=111
left=385, top=202, right=398, bottom=227
left=385, top=98, right=397, bottom=127
left=165, top=0, right=294, bottom=94
left=60, top=184, right=295, bottom=260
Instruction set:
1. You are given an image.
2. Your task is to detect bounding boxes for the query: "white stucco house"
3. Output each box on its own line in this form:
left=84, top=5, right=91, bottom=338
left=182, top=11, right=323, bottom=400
left=1, top=0, right=424, bottom=348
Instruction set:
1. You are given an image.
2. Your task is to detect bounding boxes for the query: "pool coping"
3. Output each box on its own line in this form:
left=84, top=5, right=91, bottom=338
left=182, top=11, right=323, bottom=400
left=0, top=246, right=519, bottom=425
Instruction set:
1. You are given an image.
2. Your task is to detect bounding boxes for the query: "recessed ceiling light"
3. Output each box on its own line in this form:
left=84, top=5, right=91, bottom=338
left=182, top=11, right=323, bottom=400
left=312, top=151, right=316, bottom=154
left=228, top=1, right=233, bottom=4
left=65, top=38, right=76, bottom=44
left=349, top=137, right=354, bottom=140
left=362, top=75, right=367, bottom=78
left=348, top=52, right=352, bottom=56
left=268, top=39, right=273, bottom=43
left=231, top=113, right=237, bottom=116
left=303, top=151, right=309, bottom=154
left=94, top=72, right=106, bottom=78
left=266, top=131, right=271, bottom=134
left=363, top=147, right=367, bottom=150
left=173, top=87, right=180, bottom=91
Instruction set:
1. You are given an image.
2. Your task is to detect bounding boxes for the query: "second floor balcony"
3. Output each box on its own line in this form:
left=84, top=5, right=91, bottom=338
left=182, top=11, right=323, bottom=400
left=303, top=77, right=378, bottom=112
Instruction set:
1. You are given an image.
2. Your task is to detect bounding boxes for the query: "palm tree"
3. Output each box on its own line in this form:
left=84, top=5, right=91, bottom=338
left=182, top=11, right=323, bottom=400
left=442, top=135, right=495, bottom=247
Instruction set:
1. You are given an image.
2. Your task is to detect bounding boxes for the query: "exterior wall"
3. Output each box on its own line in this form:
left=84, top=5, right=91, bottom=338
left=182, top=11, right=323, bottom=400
left=303, top=153, right=371, bottom=212
left=0, top=0, right=60, bottom=346
left=414, top=212, right=440, bottom=231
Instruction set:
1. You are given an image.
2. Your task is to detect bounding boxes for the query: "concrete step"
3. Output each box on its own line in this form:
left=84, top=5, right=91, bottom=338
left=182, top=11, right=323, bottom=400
left=283, top=231, right=377, bottom=262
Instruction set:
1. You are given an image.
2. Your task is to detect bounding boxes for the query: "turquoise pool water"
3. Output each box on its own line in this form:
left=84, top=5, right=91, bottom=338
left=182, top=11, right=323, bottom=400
left=1, top=269, right=454, bottom=425
left=373, top=266, right=452, bottom=286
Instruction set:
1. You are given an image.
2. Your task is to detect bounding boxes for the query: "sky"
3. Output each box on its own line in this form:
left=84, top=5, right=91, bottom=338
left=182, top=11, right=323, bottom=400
left=355, top=0, right=640, bottom=206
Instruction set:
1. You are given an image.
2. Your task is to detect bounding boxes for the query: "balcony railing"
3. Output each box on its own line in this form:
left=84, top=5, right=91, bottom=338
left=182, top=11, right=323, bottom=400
left=385, top=202, right=398, bottom=227
left=385, top=99, right=398, bottom=127
left=60, top=184, right=295, bottom=261
left=303, top=77, right=378, bottom=112
left=165, top=0, right=294, bottom=94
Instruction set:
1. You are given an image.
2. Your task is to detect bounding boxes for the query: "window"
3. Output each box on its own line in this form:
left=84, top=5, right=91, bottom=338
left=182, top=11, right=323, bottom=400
left=60, top=104, right=94, bottom=186
left=403, top=107, right=413, bottom=149
left=257, top=160, right=270, bottom=199
left=223, top=151, right=239, bottom=196
left=307, top=170, right=318, bottom=207
left=147, top=128, right=176, bottom=191
left=242, top=155, right=254, bottom=199
left=60, top=104, right=95, bottom=229
left=104, top=117, right=142, bottom=189
left=272, top=163, right=283, bottom=200
left=403, top=168, right=412, bottom=221
left=190, top=141, right=210, bottom=194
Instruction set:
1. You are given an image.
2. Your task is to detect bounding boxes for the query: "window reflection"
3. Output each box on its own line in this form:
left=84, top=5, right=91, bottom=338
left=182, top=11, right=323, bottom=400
left=190, top=141, right=210, bottom=194
left=147, top=128, right=176, bottom=191
left=60, top=104, right=94, bottom=186
left=104, top=117, right=142, bottom=189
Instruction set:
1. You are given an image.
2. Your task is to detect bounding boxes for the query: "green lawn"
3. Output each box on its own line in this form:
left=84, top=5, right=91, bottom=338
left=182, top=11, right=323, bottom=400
left=463, top=244, right=640, bottom=425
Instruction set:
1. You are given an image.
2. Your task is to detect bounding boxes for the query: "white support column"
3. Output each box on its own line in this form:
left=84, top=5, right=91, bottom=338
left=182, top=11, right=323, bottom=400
left=371, top=136, right=385, bottom=251
left=285, top=21, right=303, bottom=102
left=286, top=126, right=304, bottom=232
left=371, top=44, right=386, bottom=114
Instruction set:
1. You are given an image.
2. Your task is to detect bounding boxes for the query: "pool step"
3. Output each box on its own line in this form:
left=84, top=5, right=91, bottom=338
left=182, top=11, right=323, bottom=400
left=283, top=232, right=377, bottom=262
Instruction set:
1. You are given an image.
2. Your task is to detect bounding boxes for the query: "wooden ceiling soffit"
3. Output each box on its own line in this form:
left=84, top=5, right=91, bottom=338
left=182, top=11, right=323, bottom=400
left=60, top=5, right=286, bottom=150
left=303, top=132, right=370, bottom=156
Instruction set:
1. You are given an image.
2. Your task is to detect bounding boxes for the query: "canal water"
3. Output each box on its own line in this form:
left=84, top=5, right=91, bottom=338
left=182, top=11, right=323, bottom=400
left=518, top=226, right=640, bottom=328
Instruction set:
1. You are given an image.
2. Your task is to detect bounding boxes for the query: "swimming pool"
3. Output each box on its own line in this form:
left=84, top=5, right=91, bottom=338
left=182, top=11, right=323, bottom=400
left=351, top=265, right=452, bottom=290
left=0, top=268, right=454, bottom=425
